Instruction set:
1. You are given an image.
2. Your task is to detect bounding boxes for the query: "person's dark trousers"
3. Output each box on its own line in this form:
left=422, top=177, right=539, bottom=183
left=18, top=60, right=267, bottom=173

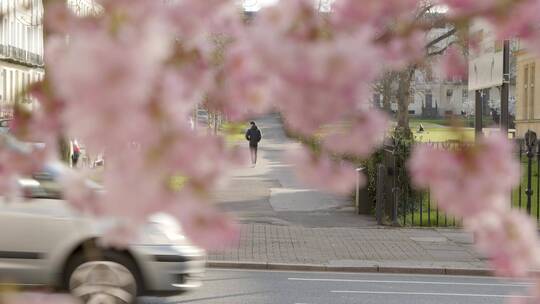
left=72, top=154, right=80, bottom=167
left=249, top=145, right=258, bottom=164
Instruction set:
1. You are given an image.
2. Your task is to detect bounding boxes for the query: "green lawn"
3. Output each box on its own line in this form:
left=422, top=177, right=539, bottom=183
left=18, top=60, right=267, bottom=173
left=222, top=121, right=247, bottom=142
left=413, top=128, right=475, bottom=142
left=410, top=117, right=498, bottom=129
left=406, top=119, right=476, bottom=143
left=512, top=158, right=540, bottom=220
left=400, top=157, right=540, bottom=227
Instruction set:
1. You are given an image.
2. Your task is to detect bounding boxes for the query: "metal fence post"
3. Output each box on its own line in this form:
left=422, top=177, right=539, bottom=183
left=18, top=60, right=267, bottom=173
left=392, top=187, right=399, bottom=226
left=376, top=164, right=385, bottom=225
left=525, top=130, right=537, bottom=215
left=355, top=167, right=362, bottom=214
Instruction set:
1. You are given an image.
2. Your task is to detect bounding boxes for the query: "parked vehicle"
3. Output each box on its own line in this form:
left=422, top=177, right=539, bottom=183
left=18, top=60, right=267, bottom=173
left=0, top=164, right=205, bottom=304
left=0, top=118, right=11, bottom=133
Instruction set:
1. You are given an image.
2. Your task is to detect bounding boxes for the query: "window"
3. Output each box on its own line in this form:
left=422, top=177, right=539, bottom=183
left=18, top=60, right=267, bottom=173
left=531, top=63, right=536, bottom=120
left=524, top=65, right=529, bottom=120
left=425, top=91, right=433, bottom=108
left=2, top=69, right=6, bottom=103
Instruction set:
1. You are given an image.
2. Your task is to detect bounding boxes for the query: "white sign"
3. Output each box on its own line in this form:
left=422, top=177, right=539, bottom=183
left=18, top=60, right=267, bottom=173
left=468, top=51, right=504, bottom=90
left=468, top=20, right=504, bottom=91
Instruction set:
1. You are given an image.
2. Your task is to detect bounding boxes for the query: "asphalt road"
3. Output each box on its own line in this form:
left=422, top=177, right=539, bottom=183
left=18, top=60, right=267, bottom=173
left=143, top=269, right=532, bottom=304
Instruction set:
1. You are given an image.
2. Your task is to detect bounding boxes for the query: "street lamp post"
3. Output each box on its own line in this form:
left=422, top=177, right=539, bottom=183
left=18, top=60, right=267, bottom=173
left=501, top=40, right=510, bottom=133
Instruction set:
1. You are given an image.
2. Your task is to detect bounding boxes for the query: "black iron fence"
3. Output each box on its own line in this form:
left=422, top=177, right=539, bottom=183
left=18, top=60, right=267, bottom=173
left=372, top=137, right=540, bottom=227
left=395, top=141, right=465, bottom=227
left=512, top=134, right=540, bottom=220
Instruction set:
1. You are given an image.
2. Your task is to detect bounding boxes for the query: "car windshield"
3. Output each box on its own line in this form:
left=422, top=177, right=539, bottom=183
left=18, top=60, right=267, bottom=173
left=21, top=163, right=102, bottom=200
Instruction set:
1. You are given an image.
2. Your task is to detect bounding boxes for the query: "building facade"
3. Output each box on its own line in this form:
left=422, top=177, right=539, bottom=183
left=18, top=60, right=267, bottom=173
left=0, top=0, right=45, bottom=117
left=0, top=0, right=97, bottom=117
left=515, top=49, right=540, bottom=137
left=409, top=70, right=470, bottom=117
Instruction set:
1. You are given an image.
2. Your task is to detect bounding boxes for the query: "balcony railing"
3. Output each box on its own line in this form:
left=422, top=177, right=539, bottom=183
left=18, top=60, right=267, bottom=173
left=0, top=44, right=44, bottom=67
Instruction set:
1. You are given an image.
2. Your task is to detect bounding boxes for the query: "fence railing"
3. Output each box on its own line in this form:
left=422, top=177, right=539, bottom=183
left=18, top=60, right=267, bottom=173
left=375, top=139, right=540, bottom=228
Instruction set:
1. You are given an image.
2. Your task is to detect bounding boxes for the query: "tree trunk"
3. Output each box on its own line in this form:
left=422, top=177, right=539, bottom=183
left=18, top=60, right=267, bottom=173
left=382, top=78, right=392, bottom=113
left=396, top=67, right=415, bottom=133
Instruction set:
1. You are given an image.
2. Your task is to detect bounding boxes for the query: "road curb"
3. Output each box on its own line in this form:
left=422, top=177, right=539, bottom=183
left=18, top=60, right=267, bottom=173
left=207, top=260, right=493, bottom=276
left=378, top=266, right=446, bottom=275
left=326, top=266, right=379, bottom=273
left=267, top=263, right=326, bottom=272
left=207, top=261, right=268, bottom=270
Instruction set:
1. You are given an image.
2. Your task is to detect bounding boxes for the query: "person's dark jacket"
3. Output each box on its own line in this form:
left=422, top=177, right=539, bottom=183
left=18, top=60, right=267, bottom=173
left=245, top=126, right=262, bottom=147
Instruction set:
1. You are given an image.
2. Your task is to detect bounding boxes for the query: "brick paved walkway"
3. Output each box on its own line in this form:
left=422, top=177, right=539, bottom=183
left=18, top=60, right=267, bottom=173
left=208, top=224, right=488, bottom=270
left=210, top=115, right=489, bottom=272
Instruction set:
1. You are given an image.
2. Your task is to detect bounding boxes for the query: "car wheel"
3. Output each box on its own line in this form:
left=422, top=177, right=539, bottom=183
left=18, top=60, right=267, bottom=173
left=64, top=250, right=143, bottom=304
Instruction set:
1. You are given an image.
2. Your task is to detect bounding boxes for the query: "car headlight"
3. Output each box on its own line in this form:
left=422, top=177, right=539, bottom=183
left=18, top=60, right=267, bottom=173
left=140, top=223, right=185, bottom=244
left=139, top=213, right=187, bottom=245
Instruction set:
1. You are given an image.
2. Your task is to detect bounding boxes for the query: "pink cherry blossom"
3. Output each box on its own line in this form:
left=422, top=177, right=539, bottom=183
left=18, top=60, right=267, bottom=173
left=0, top=134, right=47, bottom=197
left=167, top=196, right=240, bottom=250
left=434, top=45, right=468, bottom=81
left=332, top=0, right=419, bottom=32
left=322, top=109, right=389, bottom=157
left=509, top=280, right=540, bottom=304
left=43, top=1, right=78, bottom=34
left=206, top=42, right=275, bottom=120
left=288, top=147, right=360, bottom=195
left=409, top=134, right=520, bottom=217
left=443, top=0, right=499, bottom=15
left=165, top=0, right=238, bottom=43
left=0, top=0, right=533, bottom=292
left=466, top=210, right=540, bottom=277
left=380, top=30, right=426, bottom=69
left=2, top=293, right=78, bottom=304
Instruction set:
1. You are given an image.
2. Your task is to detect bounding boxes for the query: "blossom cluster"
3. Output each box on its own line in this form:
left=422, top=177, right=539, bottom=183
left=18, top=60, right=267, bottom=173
left=409, top=135, right=540, bottom=298
left=0, top=3, right=540, bottom=301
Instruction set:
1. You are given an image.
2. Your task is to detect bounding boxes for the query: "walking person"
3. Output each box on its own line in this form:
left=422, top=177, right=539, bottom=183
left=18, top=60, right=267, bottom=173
left=71, top=140, right=81, bottom=168
left=245, top=121, right=262, bottom=166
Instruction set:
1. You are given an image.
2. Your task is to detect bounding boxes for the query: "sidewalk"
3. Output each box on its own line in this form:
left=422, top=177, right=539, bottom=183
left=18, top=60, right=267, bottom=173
left=210, top=114, right=490, bottom=275
left=207, top=224, right=489, bottom=275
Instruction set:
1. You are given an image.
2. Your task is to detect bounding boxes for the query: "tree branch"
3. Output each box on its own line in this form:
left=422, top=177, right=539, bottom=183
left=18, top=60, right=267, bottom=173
left=415, top=4, right=435, bottom=20
left=427, top=41, right=457, bottom=57
left=425, top=27, right=457, bottom=50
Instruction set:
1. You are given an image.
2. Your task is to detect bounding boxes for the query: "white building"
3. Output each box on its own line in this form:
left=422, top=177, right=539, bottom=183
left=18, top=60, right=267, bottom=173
left=0, top=0, right=97, bottom=117
left=409, top=71, right=470, bottom=117
left=407, top=17, right=470, bottom=118
left=0, top=0, right=45, bottom=117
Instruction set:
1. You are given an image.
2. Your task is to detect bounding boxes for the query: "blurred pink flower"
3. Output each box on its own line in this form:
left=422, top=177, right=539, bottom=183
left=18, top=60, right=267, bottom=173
left=435, top=46, right=468, bottom=81
left=409, top=134, right=520, bottom=217
left=332, top=0, right=419, bottom=31
left=3, top=293, right=79, bottom=304
left=467, top=210, right=540, bottom=277
left=288, top=147, right=360, bottom=195
left=168, top=198, right=240, bottom=250
left=322, top=110, right=389, bottom=157
left=509, top=280, right=540, bottom=304
left=443, top=0, right=499, bottom=14
left=43, top=1, right=78, bottom=34
left=380, top=31, right=426, bottom=69
left=0, top=135, right=46, bottom=197
left=206, top=43, right=275, bottom=120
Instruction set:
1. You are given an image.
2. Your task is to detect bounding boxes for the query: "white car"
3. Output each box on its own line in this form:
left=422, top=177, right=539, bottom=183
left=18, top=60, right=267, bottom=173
left=0, top=166, right=206, bottom=304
